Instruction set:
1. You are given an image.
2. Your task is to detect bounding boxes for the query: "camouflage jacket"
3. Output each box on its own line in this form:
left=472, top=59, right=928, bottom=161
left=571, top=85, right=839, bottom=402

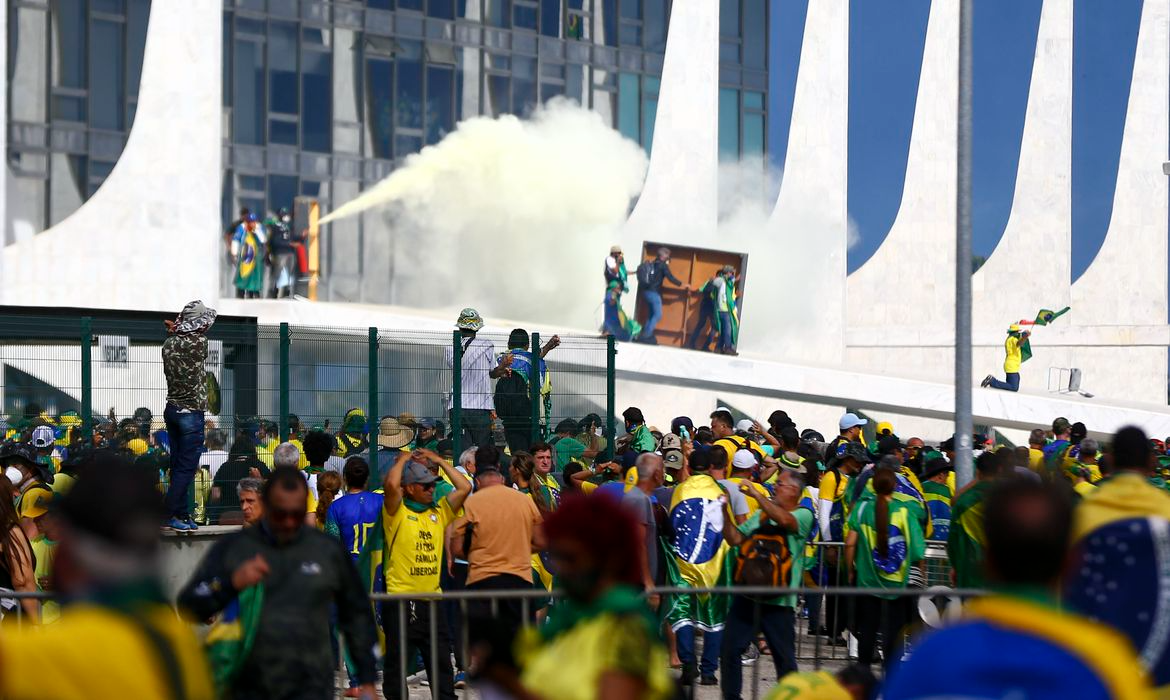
left=163, top=333, right=208, bottom=411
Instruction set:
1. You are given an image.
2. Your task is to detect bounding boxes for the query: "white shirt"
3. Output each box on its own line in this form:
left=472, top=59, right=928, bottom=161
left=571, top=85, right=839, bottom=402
left=199, top=449, right=229, bottom=479
left=445, top=336, right=497, bottom=411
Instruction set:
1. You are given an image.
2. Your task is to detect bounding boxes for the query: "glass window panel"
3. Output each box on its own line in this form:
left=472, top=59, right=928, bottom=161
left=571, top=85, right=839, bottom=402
left=93, top=0, right=125, bottom=13
left=513, top=69, right=536, bottom=114
left=428, top=0, right=455, bottom=18
left=719, top=40, right=739, bottom=64
left=487, top=74, right=510, bottom=116
left=233, top=39, right=265, bottom=144
left=368, top=0, right=392, bottom=8
left=398, top=0, right=424, bottom=10
left=720, top=0, right=739, bottom=38
left=268, top=22, right=299, bottom=115
left=49, top=155, right=86, bottom=226
left=600, top=0, right=617, bottom=46
left=743, top=111, right=764, bottom=156
left=89, top=20, right=125, bottom=130
left=514, top=3, right=538, bottom=30
left=236, top=17, right=267, bottom=36
left=743, top=90, right=763, bottom=110
left=52, top=0, right=86, bottom=89
left=487, top=53, right=510, bottom=70
left=268, top=175, right=299, bottom=214
left=239, top=173, right=266, bottom=192
left=565, top=63, right=586, bottom=104
left=486, top=0, right=511, bottom=27
left=619, top=22, right=641, bottom=47
left=644, top=0, right=667, bottom=52
left=52, top=95, right=86, bottom=122
left=302, top=27, right=327, bottom=46
left=426, top=65, right=454, bottom=144
left=513, top=56, right=536, bottom=79
left=302, top=51, right=331, bottom=152
left=718, top=87, right=739, bottom=158
left=541, top=0, right=561, bottom=37
left=301, top=179, right=324, bottom=197
left=396, top=41, right=424, bottom=128
left=617, top=72, right=639, bottom=142
left=742, top=0, right=766, bottom=69
left=395, top=134, right=423, bottom=159
left=541, top=81, right=564, bottom=103
left=270, top=118, right=298, bottom=145
left=620, top=0, right=640, bottom=19
left=541, top=62, right=566, bottom=79
left=222, top=12, right=232, bottom=107
left=365, top=57, right=394, bottom=159
left=128, top=0, right=150, bottom=99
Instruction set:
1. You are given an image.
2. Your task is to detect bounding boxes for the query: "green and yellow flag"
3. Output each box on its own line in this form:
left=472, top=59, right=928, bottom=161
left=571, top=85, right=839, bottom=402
left=1032, top=307, right=1070, bottom=327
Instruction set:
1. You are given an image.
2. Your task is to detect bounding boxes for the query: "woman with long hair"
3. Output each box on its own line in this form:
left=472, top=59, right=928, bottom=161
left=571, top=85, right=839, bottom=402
left=0, top=478, right=37, bottom=621
left=844, top=461, right=926, bottom=667
left=509, top=452, right=554, bottom=516
left=309, top=471, right=342, bottom=529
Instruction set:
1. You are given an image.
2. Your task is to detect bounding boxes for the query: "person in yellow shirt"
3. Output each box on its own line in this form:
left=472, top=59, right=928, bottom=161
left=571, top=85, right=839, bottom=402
left=1027, top=428, right=1047, bottom=471
left=982, top=323, right=1029, bottom=391
left=0, top=455, right=214, bottom=700
left=767, top=665, right=877, bottom=700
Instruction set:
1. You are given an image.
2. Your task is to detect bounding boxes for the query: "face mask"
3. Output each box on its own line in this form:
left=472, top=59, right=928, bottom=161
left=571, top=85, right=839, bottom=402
left=594, top=427, right=603, bottom=437
left=4, top=467, right=23, bottom=486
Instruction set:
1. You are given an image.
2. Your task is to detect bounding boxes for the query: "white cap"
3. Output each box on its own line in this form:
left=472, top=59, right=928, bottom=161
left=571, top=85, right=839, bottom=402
left=735, top=418, right=756, bottom=433
left=731, top=450, right=758, bottom=471
left=839, top=413, right=868, bottom=430
left=31, top=425, right=55, bottom=448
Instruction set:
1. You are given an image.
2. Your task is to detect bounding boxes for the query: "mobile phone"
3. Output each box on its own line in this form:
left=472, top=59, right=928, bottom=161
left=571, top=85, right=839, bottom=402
left=680, top=426, right=690, bottom=441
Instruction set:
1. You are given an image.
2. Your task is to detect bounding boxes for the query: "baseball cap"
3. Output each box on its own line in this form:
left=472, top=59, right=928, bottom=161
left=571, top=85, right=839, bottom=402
left=402, top=461, right=439, bottom=486
left=735, top=419, right=756, bottom=434
left=670, top=416, right=695, bottom=436
left=839, top=413, right=868, bottom=430
left=418, top=418, right=436, bottom=430
left=875, top=421, right=894, bottom=437
left=21, top=486, right=53, bottom=519
left=1052, top=417, right=1071, bottom=435
left=663, top=449, right=684, bottom=469
left=610, top=245, right=623, bottom=255
left=31, top=425, right=55, bottom=449
left=660, top=433, right=683, bottom=452
left=731, top=450, right=757, bottom=471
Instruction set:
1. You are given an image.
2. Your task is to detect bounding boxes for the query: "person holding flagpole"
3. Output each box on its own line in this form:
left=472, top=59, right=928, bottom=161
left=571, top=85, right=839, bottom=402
left=982, top=323, right=1030, bottom=392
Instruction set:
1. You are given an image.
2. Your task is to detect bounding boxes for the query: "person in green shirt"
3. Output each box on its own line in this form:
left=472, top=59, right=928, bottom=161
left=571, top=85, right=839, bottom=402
left=947, top=451, right=1001, bottom=590
left=717, top=468, right=814, bottom=697
left=552, top=418, right=586, bottom=470
left=845, top=464, right=926, bottom=668
left=621, top=407, right=658, bottom=454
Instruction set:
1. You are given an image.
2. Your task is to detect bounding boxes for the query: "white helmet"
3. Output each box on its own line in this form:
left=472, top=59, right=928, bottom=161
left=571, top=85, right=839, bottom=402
left=30, top=425, right=55, bottom=449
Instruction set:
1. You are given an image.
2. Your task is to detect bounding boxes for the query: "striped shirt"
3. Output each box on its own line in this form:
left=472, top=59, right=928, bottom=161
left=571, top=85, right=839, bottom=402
left=445, top=336, right=496, bottom=411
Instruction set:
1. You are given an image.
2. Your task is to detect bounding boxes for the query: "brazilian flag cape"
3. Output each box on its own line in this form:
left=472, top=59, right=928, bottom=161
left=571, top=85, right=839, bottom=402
left=947, top=481, right=990, bottom=589
left=1067, top=473, right=1170, bottom=693
left=703, top=279, right=741, bottom=344
left=663, top=475, right=733, bottom=632
left=356, top=508, right=389, bottom=655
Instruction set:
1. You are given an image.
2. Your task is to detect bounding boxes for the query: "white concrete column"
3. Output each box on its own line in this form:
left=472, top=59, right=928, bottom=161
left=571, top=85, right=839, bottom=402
left=763, top=0, right=848, bottom=364
left=845, top=0, right=958, bottom=378
left=971, top=0, right=1071, bottom=330
left=621, top=0, right=719, bottom=244
left=0, top=0, right=222, bottom=311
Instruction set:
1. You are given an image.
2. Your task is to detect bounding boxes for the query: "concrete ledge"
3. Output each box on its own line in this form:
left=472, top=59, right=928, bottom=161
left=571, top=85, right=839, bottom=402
left=160, top=525, right=240, bottom=601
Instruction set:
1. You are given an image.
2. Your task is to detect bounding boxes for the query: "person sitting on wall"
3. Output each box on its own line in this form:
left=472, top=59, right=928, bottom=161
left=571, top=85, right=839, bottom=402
left=981, top=323, right=1029, bottom=392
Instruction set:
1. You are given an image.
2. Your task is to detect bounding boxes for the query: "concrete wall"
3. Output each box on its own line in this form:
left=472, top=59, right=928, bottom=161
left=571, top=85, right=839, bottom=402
left=160, top=526, right=239, bottom=601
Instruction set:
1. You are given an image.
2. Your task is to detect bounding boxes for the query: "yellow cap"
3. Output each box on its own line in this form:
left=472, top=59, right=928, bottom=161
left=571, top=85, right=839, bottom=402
left=1009, top=323, right=1021, bottom=332
left=876, top=421, right=894, bottom=437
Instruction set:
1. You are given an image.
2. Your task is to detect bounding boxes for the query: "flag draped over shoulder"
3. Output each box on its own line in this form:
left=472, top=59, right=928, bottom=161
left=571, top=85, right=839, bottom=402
left=205, top=585, right=265, bottom=697
left=356, top=510, right=387, bottom=654
left=664, top=475, right=733, bottom=632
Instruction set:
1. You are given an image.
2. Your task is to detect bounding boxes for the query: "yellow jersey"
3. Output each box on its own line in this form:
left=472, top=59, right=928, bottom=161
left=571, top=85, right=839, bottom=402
left=0, top=603, right=214, bottom=700
left=767, top=671, right=852, bottom=699
left=383, top=499, right=456, bottom=593
left=1004, top=335, right=1022, bottom=373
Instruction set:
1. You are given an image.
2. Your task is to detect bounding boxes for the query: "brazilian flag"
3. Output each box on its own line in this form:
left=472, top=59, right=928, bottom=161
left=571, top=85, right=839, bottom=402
left=1033, top=307, right=1070, bottom=326
left=356, top=511, right=388, bottom=654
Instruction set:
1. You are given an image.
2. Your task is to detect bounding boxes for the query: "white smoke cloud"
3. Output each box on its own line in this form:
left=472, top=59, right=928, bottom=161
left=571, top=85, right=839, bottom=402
left=319, top=99, right=648, bottom=325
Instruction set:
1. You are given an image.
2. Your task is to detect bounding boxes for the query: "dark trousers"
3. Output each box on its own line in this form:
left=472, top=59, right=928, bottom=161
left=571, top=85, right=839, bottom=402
left=988, top=372, right=1021, bottom=392
left=382, top=598, right=456, bottom=700
left=720, top=598, right=796, bottom=700
left=163, top=403, right=204, bottom=519
left=503, top=422, right=532, bottom=456
left=851, top=595, right=911, bottom=668
left=466, top=574, right=530, bottom=672
left=688, top=303, right=716, bottom=350
left=460, top=408, right=493, bottom=450
left=441, top=562, right=469, bottom=672
left=676, top=626, right=722, bottom=677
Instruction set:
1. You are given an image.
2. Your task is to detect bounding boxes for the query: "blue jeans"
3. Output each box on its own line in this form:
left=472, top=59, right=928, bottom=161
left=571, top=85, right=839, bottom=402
left=988, top=372, right=1020, bottom=392
left=603, top=300, right=632, bottom=341
left=720, top=599, right=795, bottom=700
left=688, top=303, right=716, bottom=350
left=718, top=311, right=734, bottom=351
left=676, top=625, right=722, bottom=677
left=640, top=290, right=662, bottom=339
left=163, top=403, right=205, bottom=519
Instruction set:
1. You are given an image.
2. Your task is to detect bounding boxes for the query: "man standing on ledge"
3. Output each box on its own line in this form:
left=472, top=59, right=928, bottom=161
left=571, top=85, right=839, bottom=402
left=982, top=323, right=1029, bottom=392
left=163, top=300, right=216, bottom=532
left=636, top=247, right=690, bottom=344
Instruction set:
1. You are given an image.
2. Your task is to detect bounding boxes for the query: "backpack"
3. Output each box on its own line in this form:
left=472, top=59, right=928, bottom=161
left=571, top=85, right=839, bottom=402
left=734, top=523, right=794, bottom=588
left=636, top=261, right=659, bottom=288
left=493, top=370, right=532, bottom=421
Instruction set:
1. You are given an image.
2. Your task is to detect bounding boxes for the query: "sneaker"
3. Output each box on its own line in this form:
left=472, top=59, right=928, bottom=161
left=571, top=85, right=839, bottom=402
left=184, top=517, right=200, bottom=531
left=679, top=667, right=698, bottom=686
left=454, top=671, right=467, bottom=689
left=981, top=375, right=994, bottom=388
left=700, top=674, right=719, bottom=686
left=166, top=517, right=192, bottom=532
left=740, top=645, right=759, bottom=665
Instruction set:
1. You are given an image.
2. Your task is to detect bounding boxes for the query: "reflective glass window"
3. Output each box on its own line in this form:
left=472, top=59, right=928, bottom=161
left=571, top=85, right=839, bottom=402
left=366, top=57, right=394, bottom=159
left=301, top=51, right=331, bottom=152
left=619, top=23, right=640, bottom=46
left=644, top=0, right=667, bottom=52
left=565, top=63, right=587, bottom=104
left=234, top=39, right=265, bottom=144
left=720, top=0, right=739, bottom=39
left=395, top=134, right=423, bottom=159
left=742, top=0, right=765, bottom=69
left=396, top=41, right=424, bottom=128
left=641, top=75, right=658, bottom=152
left=270, top=118, right=298, bottom=145
left=512, top=56, right=537, bottom=114
left=743, top=112, right=764, bottom=156
left=52, top=0, right=86, bottom=89
left=744, top=90, right=764, bottom=110
left=718, top=87, right=739, bottom=158
left=514, top=3, right=539, bottom=30
left=398, top=0, right=424, bottom=10
left=127, top=0, right=150, bottom=99
left=428, top=0, right=455, bottom=18
left=90, top=19, right=125, bottom=130
left=720, top=40, right=739, bottom=64
left=617, top=72, right=639, bottom=142
left=600, top=0, right=618, bottom=46
left=486, top=0, right=511, bottom=27
left=368, top=0, right=392, bottom=9
left=426, top=65, right=454, bottom=144
left=268, top=174, right=299, bottom=213
left=487, top=74, right=510, bottom=116
left=541, top=0, right=561, bottom=37
left=269, top=22, right=299, bottom=115
left=621, top=0, right=640, bottom=19
left=541, top=82, right=564, bottom=103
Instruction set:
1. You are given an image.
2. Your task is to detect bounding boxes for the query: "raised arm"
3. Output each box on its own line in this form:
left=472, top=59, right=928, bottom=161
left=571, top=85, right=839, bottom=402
left=382, top=451, right=411, bottom=516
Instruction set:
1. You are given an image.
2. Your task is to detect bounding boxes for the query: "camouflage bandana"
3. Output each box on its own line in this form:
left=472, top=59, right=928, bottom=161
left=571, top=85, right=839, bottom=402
left=173, top=300, right=217, bottom=335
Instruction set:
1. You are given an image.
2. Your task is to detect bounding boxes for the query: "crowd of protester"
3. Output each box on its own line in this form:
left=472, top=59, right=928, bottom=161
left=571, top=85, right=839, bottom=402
left=2, top=301, right=1170, bottom=699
